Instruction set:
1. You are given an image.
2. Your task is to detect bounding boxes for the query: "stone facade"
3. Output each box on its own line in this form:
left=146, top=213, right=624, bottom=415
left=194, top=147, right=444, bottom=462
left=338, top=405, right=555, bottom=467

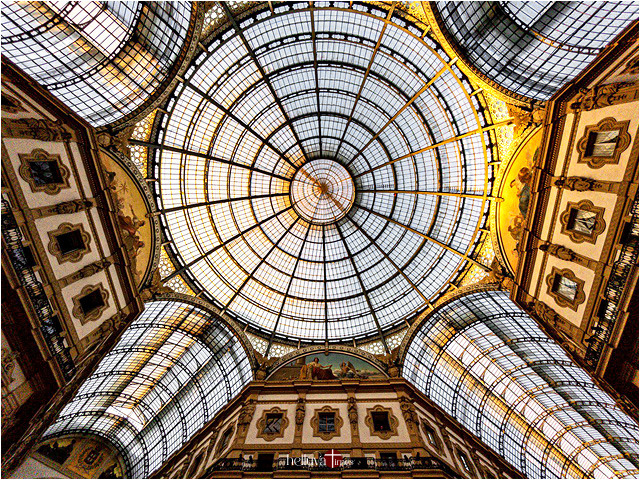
left=153, top=378, right=520, bottom=479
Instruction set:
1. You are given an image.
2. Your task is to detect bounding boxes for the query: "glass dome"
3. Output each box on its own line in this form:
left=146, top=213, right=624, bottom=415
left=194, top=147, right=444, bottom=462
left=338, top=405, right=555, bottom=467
left=153, top=2, right=496, bottom=345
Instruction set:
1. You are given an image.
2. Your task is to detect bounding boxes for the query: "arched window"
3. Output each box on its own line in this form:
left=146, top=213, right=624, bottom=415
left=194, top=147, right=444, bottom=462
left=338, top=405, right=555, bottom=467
left=403, top=289, right=638, bottom=478
left=44, top=298, right=253, bottom=477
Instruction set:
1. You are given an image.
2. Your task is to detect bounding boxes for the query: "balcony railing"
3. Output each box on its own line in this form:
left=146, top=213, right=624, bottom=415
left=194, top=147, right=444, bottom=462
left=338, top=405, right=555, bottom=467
left=206, top=456, right=457, bottom=476
left=585, top=197, right=638, bottom=369
left=1, top=196, right=75, bottom=380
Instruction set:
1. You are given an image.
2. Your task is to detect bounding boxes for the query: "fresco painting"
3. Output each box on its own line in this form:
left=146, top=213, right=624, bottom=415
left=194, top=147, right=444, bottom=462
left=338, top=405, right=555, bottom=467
left=268, top=352, right=387, bottom=381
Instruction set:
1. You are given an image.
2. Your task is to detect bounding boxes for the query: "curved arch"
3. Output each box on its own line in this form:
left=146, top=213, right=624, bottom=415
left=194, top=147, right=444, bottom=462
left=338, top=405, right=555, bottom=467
left=44, top=298, right=254, bottom=478
left=402, top=289, right=638, bottom=478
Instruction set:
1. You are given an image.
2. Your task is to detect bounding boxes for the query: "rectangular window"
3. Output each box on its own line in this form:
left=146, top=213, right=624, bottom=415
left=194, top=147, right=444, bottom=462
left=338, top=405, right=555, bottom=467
left=79, top=289, right=106, bottom=315
left=264, top=413, right=283, bottom=434
left=318, top=412, right=335, bottom=433
left=553, top=275, right=578, bottom=302
left=55, top=229, right=85, bottom=255
left=568, top=208, right=597, bottom=235
left=372, top=412, right=391, bottom=432
left=586, top=130, right=619, bottom=157
left=29, top=160, right=64, bottom=186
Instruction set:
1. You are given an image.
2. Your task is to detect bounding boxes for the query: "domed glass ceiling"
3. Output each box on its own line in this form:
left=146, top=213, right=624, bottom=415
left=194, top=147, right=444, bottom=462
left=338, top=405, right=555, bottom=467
left=153, top=2, right=496, bottom=344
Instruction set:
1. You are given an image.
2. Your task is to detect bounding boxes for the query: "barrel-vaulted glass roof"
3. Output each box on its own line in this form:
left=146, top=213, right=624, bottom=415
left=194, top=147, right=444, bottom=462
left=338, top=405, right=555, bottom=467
left=44, top=299, right=253, bottom=478
left=2, top=1, right=195, bottom=126
left=152, top=2, right=497, bottom=346
left=403, top=290, right=639, bottom=479
left=434, top=1, right=637, bottom=101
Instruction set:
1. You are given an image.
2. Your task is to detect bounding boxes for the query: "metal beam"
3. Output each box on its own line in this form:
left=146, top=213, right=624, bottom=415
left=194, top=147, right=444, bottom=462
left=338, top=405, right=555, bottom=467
left=353, top=202, right=490, bottom=271
left=182, top=81, right=300, bottom=171
left=219, top=217, right=302, bottom=317
left=130, top=140, right=292, bottom=182
left=161, top=193, right=289, bottom=214
left=346, top=58, right=455, bottom=167
left=358, top=189, right=500, bottom=200
left=164, top=205, right=294, bottom=281
left=334, top=3, right=396, bottom=159
left=346, top=214, right=433, bottom=307
left=265, top=222, right=314, bottom=357
left=353, top=119, right=513, bottom=179
left=222, top=3, right=311, bottom=161
left=335, top=222, right=390, bottom=353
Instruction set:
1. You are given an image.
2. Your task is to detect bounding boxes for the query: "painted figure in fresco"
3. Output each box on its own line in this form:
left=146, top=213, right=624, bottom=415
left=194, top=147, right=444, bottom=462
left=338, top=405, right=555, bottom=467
left=310, top=357, right=336, bottom=380
left=299, top=357, right=337, bottom=380
left=507, top=145, right=539, bottom=251
left=339, top=361, right=357, bottom=378
left=37, top=439, right=76, bottom=464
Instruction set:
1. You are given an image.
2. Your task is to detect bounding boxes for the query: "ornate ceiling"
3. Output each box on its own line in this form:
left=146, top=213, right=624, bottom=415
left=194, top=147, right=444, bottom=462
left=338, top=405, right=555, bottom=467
left=152, top=2, right=499, bottom=346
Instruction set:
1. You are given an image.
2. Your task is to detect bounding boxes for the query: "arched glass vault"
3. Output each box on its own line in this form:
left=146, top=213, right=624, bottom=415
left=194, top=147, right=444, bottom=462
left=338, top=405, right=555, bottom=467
left=403, top=290, right=639, bottom=479
left=433, top=1, right=637, bottom=100
left=150, top=2, right=497, bottom=348
left=1, top=1, right=196, bottom=127
left=44, top=299, right=253, bottom=478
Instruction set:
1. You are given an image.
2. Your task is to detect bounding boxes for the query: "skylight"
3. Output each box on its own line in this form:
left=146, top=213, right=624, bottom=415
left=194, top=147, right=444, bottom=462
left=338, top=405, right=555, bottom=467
left=153, top=2, right=496, bottom=345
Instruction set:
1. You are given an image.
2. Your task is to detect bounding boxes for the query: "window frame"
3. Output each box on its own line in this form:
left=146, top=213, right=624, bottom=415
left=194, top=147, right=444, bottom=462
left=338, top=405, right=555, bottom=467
left=71, top=283, right=109, bottom=324
left=546, top=267, right=586, bottom=310
left=576, top=117, right=631, bottom=168
left=47, top=222, right=91, bottom=264
left=560, top=200, right=606, bottom=244
left=18, top=148, right=70, bottom=195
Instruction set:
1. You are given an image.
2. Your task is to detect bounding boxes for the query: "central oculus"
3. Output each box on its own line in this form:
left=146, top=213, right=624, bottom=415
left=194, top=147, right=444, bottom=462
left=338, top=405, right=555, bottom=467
left=290, top=159, right=355, bottom=225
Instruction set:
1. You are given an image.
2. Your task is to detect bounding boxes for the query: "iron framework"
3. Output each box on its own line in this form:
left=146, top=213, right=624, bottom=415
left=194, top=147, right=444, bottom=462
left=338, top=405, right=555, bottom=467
left=433, top=1, right=637, bottom=100
left=150, top=1, right=498, bottom=348
left=403, top=289, right=639, bottom=478
left=43, top=299, right=253, bottom=478
left=2, top=1, right=196, bottom=126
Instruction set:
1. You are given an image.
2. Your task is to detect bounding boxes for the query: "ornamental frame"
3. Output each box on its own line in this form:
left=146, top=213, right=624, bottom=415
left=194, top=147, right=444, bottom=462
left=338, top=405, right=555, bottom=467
left=420, top=419, right=443, bottom=453
left=47, top=222, right=91, bottom=264
left=18, top=148, right=70, bottom=195
left=364, top=405, right=399, bottom=440
left=310, top=406, right=344, bottom=441
left=546, top=267, right=586, bottom=311
left=71, top=283, right=109, bottom=325
left=559, top=200, right=606, bottom=244
left=576, top=117, right=631, bottom=169
left=256, top=407, right=289, bottom=442
left=215, top=426, right=235, bottom=456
